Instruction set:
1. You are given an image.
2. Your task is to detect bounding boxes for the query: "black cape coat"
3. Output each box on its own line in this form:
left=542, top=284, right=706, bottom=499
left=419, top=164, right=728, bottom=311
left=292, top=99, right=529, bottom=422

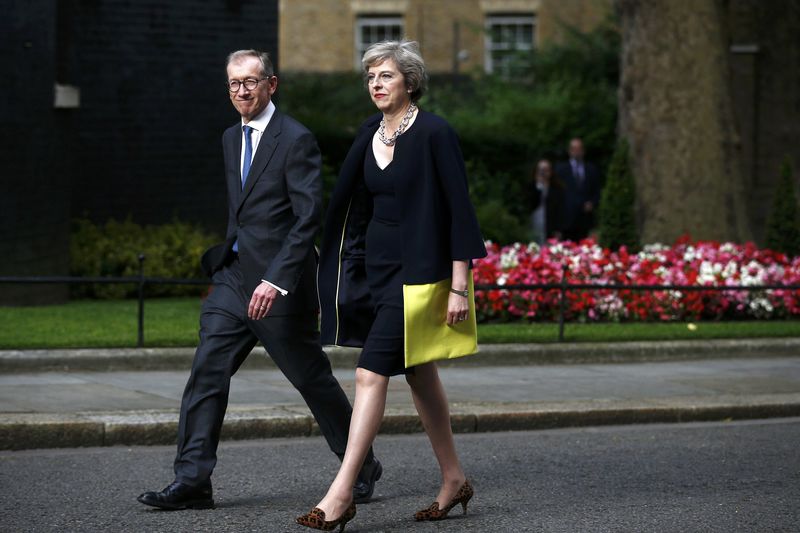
left=317, top=110, right=487, bottom=347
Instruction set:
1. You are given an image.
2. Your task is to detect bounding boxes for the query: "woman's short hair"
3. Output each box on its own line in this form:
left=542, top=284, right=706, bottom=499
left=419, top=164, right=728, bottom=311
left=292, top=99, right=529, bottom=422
left=361, top=40, right=428, bottom=102
left=226, top=49, right=274, bottom=78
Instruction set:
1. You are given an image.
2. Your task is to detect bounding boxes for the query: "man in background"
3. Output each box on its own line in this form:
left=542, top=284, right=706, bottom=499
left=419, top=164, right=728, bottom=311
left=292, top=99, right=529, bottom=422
left=555, top=137, right=602, bottom=241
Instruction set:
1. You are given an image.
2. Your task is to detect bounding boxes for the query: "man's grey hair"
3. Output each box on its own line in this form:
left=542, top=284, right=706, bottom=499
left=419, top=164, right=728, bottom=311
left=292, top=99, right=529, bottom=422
left=361, top=40, right=428, bottom=102
left=226, top=49, right=274, bottom=77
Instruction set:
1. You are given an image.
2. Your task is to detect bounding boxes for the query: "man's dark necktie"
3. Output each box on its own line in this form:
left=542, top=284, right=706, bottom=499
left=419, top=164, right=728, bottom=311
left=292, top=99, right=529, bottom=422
left=232, top=125, right=254, bottom=253
left=241, top=125, right=254, bottom=188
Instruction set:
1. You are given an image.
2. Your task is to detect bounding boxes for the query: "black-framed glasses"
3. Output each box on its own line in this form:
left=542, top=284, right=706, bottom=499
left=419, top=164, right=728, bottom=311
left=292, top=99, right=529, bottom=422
left=227, top=77, right=269, bottom=93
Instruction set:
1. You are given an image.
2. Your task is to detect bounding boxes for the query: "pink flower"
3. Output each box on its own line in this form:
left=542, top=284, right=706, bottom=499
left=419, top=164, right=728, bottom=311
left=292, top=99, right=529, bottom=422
left=473, top=237, right=800, bottom=322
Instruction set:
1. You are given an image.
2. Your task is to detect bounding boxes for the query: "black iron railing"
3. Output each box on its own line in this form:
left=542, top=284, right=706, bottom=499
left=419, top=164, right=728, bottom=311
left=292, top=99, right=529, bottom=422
left=2, top=261, right=799, bottom=346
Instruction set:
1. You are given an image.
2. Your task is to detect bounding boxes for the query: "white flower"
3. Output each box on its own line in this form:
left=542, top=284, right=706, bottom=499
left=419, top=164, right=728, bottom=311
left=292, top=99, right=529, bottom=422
left=643, top=242, right=669, bottom=252
left=698, top=261, right=716, bottom=284
left=740, top=260, right=766, bottom=285
left=722, top=261, right=738, bottom=279
left=500, top=248, right=519, bottom=269
left=748, top=296, right=774, bottom=318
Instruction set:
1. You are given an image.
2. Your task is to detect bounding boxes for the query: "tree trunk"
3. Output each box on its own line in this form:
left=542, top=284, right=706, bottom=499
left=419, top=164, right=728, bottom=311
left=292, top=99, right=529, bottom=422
left=616, top=0, right=752, bottom=244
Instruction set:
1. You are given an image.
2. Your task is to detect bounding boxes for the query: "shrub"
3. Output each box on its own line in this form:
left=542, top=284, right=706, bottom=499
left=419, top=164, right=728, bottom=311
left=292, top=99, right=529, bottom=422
left=475, top=200, right=530, bottom=245
left=598, top=139, right=639, bottom=251
left=278, top=71, right=375, bottom=204
left=70, top=218, right=219, bottom=299
left=765, top=158, right=800, bottom=257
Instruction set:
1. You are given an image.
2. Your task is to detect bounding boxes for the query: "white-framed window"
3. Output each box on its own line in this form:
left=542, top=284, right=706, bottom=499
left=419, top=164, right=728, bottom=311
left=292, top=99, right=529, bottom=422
left=354, top=15, right=404, bottom=69
left=484, top=14, right=536, bottom=75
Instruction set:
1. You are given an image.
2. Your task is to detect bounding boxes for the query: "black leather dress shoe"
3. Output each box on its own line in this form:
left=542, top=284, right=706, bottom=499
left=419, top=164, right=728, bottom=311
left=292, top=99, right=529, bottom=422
left=353, top=458, right=383, bottom=503
left=137, top=480, right=214, bottom=510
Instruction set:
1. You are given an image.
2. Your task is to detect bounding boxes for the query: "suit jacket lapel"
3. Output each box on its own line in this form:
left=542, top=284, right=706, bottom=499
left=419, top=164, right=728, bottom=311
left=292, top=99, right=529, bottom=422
left=238, top=111, right=282, bottom=213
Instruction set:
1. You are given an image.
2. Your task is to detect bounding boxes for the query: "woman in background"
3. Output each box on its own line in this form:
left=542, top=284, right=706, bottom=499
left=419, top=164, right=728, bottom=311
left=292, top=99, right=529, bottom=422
left=530, top=158, right=563, bottom=243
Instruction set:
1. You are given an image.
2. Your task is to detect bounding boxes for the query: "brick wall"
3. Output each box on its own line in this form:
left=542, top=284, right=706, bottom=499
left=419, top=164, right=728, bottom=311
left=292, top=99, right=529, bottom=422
left=68, top=0, right=278, bottom=231
left=1, top=0, right=71, bottom=305
left=278, top=0, right=611, bottom=75
left=536, top=0, right=613, bottom=44
left=1, top=0, right=278, bottom=305
left=279, top=0, right=354, bottom=72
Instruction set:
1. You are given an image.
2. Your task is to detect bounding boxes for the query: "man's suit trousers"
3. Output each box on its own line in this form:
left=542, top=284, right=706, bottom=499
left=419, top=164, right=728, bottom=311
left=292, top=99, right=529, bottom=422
left=173, top=258, right=353, bottom=485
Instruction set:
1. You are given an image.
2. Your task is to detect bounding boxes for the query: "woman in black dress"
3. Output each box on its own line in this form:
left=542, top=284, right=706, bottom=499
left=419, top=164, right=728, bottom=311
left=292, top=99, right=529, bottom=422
left=297, top=40, right=486, bottom=531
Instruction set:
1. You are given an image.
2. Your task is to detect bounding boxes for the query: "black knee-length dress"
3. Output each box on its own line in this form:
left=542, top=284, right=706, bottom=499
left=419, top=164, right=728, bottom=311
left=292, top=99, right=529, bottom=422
left=358, top=144, right=414, bottom=377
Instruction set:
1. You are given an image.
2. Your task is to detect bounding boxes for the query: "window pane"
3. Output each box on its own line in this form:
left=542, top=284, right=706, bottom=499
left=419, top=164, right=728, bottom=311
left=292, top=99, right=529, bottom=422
left=490, top=25, right=502, bottom=44
left=521, top=25, right=533, bottom=43
left=501, top=25, right=512, bottom=43
left=356, top=17, right=410, bottom=69
left=486, top=16, right=535, bottom=75
left=515, top=25, right=527, bottom=44
left=356, top=17, right=404, bottom=50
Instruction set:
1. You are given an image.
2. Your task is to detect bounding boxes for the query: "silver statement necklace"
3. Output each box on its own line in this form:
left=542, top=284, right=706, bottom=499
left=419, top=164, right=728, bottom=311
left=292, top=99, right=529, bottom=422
left=378, top=103, right=417, bottom=146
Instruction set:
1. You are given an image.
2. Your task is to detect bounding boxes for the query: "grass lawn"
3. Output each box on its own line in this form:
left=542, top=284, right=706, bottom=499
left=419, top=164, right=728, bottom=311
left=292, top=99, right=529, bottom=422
left=0, top=298, right=798, bottom=349
left=0, top=298, right=201, bottom=349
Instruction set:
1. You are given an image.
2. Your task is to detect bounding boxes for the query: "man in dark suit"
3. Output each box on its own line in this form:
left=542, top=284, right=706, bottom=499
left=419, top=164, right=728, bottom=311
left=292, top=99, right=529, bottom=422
left=137, top=50, right=381, bottom=510
left=554, top=137, right=602, bottom=242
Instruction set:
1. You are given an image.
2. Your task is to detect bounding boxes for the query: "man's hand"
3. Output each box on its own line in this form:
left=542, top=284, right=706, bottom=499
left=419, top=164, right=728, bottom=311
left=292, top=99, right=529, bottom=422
left=248, top=282, right=278, bottom=320
left=583, top=201, right=594, bottom=213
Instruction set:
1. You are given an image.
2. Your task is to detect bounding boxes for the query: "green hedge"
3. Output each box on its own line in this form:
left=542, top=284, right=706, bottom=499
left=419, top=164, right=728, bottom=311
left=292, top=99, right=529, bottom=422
left=70, top=218, right=219, bottom=299
left=598, top=139, right=640, bottom=251
left=765, top=158, right=800, bottom=257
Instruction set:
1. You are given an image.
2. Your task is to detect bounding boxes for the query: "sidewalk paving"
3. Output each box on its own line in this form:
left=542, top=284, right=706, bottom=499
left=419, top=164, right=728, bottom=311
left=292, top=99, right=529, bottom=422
left=3, top=337, right=800, bottom=372
left=2, top=339, right=800, bottom=450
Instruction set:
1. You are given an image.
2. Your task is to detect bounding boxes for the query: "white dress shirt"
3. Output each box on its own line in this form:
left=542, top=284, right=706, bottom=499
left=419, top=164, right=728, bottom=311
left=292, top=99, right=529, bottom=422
left=240, top=100, right=275, bottom=177
left=240, top=100, right=288, bottom=296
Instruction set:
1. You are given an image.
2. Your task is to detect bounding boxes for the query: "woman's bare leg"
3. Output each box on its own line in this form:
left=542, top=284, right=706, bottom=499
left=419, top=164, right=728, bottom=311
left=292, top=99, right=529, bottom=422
left=313, top=367, right=389, bottom=519
left=406, top=362, right=466, bottom=505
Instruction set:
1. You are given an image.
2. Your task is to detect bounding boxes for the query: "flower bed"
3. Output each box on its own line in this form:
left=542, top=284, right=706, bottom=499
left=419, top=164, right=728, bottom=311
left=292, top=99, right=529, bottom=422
left=472, top=237, right=800, bottom=322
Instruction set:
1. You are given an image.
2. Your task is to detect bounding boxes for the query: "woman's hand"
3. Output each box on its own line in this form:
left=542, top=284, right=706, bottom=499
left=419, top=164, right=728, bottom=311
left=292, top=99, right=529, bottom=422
left=446, top=291, right=469, bottom=326
left=447, top=260, right=470, bottom=326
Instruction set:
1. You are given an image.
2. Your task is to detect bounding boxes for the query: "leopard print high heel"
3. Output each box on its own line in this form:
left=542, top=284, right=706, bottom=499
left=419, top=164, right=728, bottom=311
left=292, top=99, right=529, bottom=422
left=296, top=502, right=356, bottom=532
left=414, top=479, right=474, bottom=521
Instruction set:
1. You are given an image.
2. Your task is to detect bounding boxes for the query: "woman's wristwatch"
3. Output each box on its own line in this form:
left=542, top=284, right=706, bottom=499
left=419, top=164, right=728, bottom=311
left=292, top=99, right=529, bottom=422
left=449, top=288, right=469, bottom=298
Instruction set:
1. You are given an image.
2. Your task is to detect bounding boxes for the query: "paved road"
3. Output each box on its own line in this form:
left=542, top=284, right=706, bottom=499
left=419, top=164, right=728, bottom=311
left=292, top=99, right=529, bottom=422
left=2, top=419, right=798, bottom=532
